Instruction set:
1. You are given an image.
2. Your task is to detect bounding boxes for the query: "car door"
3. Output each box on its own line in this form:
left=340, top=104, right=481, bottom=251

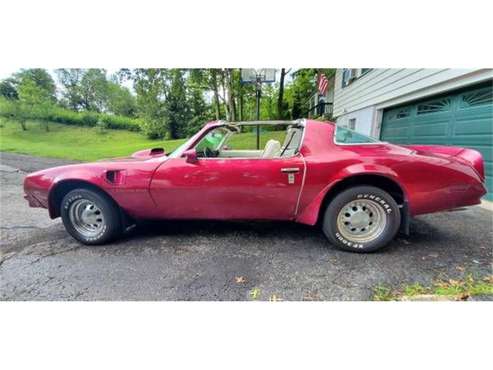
left=149, top=155, right=305, bottom=220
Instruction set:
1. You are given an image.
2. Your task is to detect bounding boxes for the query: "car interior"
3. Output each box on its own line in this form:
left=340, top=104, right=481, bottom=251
left=194, top=124, right=304, bottom=159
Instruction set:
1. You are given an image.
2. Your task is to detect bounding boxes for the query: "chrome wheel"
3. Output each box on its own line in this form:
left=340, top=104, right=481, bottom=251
left=68, top=199, right=105, bottom=238
left=336, top=199, right=387, bottom=243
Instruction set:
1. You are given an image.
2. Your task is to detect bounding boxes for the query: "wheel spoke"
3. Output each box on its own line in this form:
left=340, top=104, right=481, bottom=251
left=337, top=199, right=387, bottom=243
left=69, top=199, right=105, bottom=238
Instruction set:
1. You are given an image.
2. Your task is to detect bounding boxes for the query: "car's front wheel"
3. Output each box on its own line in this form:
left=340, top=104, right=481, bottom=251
left=60, top=188, right=122, bottom=245
left=322, top=186, right=401, bottom=252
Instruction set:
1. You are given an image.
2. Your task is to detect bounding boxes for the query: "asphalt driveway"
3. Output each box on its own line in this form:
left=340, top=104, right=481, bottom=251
left=1, top=152, right=492, bottom=300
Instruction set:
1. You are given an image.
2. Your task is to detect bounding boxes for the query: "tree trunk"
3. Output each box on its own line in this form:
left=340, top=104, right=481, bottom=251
left=277, top=68, right=286, bottom=119
left=20, top=119, right=27, bottom=131
left=219, top=70, right=230, bottom=120
left=211, top=70, right=221, bottom=120
left=226, top=69, right=236, bottom=121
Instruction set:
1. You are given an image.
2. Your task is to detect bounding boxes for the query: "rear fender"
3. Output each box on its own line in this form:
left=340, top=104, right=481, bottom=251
left=295, top=164, right=404, bottom=226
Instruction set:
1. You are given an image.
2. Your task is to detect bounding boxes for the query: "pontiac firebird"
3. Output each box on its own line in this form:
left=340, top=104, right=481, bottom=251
left=24, top=119, right=486, bottom=252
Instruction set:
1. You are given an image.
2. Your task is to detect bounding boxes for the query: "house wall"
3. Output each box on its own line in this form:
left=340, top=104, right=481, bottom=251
left=333, top=68, right=493, bottom=118
left=335, top=106, right=375, bottom=136
left=333, top=68, right=493, bottom=137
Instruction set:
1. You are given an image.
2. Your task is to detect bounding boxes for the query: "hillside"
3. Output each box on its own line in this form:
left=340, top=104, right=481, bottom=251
left=0, top=120, right=285, bottom=161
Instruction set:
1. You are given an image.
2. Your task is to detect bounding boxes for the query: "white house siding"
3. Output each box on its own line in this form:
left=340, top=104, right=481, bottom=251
left=335, top=106, right=375, bottom=136
left=333, top=68, right=493, bottom=137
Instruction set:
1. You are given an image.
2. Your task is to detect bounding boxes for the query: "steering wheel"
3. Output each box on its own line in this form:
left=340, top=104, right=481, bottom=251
left=199, top=147, right=217, bottom=158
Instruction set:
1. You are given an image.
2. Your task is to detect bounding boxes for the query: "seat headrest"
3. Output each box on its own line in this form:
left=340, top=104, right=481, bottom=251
left=262, top=139, right=281, bottom=158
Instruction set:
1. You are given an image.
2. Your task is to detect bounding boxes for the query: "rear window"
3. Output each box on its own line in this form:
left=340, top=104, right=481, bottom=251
left=334, top=126, right=381, bottom=144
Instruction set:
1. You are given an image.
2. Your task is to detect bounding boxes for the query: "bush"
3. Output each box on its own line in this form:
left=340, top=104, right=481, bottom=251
left=99, top=114, right=142, bottom=132
left=0, top=99, right=142, bottom=132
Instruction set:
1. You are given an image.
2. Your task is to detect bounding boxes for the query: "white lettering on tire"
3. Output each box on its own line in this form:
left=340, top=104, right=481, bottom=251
left=335, top=232, right=364, bottom=249
left=356, top=193, right=392, bottom=213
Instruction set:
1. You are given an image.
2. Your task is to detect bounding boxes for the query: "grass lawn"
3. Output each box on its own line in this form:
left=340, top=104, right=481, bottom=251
left=372, top=274, right=493, bottom=301
left=0, top=119, right=285, bottom=161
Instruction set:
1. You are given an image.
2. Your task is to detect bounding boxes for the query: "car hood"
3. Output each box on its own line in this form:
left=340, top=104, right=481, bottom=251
left=98, top=147, right=168, bottom=162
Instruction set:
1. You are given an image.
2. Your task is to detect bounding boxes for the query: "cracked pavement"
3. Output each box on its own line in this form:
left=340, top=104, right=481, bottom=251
left=1, top=152, right=492, bottom=300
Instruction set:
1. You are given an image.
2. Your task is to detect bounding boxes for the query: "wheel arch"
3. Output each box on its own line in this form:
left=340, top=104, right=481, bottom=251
left=296, top=173, right=410, bottom=233
left=48, top=179, right=119, bottom=219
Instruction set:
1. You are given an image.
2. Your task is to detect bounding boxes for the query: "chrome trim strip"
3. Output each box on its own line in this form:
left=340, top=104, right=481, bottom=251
left=281, top=167, right=300, bottom=173
left=294, top=153, right=307, bottom=217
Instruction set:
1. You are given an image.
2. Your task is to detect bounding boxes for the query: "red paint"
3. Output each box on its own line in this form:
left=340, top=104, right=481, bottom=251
left=24, top=120, right=487, bottom=225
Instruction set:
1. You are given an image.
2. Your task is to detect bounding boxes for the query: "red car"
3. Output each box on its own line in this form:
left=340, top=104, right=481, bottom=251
left=24, top=119, right=486, bottom=252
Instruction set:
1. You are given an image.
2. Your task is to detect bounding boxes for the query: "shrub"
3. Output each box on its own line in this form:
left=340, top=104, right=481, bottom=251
left=0, top=100, right=142, bottom=132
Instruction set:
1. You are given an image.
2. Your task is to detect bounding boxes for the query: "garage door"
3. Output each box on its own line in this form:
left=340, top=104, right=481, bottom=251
left=381, top=83, right=493, bottom=200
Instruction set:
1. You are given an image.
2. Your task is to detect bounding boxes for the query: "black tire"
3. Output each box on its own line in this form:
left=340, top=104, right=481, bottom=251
left=60, top=188, right=122, bottom=245
left=322, top=186, right=401, bottom=253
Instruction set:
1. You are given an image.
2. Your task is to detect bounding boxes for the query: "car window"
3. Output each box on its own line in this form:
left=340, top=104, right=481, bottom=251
left=223, top=128, right=286, bottom=150
left=195, top=128, right=228, bottom=151
left=334, top=125, right=380, bottom=144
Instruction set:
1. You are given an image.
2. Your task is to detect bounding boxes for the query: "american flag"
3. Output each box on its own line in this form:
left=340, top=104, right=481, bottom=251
left=317, top=72, right=329, bottom=96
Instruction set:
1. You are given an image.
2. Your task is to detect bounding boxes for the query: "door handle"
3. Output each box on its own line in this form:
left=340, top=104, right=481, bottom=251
left=281, top=167, right=300, bottom=174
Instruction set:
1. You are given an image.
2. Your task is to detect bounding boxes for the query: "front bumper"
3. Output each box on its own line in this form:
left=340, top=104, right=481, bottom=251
left=24, top=193, right=46, bottom=208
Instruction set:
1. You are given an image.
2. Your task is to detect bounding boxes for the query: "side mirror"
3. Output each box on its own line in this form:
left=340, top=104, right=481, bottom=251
left=183, top=148, right=198, bottom=164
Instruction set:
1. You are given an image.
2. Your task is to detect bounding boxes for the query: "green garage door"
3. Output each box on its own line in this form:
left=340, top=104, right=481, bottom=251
left=381, top=83, right=493, bottom=200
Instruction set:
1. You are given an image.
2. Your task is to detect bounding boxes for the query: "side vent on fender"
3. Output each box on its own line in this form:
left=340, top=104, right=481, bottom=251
left=105, top=170, right=125, bottom=185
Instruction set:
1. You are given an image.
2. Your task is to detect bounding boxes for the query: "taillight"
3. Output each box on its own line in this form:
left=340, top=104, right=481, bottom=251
left=455, top=149, right=485, bottom=180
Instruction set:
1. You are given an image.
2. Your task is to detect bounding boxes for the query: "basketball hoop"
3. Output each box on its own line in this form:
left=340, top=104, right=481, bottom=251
left=240, top=69, right=277, bottom=149
left=241, top=69, right=276, bottom=84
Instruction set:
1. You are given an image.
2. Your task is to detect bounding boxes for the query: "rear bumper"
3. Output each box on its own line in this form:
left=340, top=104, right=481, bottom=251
left=411, top=182, right=486, bottom=216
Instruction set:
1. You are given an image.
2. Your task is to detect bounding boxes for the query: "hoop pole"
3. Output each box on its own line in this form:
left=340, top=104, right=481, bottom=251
left=256, top=81, right=261, bottom=149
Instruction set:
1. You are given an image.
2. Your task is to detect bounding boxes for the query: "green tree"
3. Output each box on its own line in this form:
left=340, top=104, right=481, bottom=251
left=0, top=78, right=19, bottom=100
left=17, top=78, right=54, bottom=131
left=285, top=69, right=317, bottom=119
left=166, top=69, right=189, bottom=139
left=186, top=69, right=212, bottom=135
left=125, top=68, right=169, bottom=139
left=106, top=81, right=137, bottom=117
left=79, top=69, right=109, bottom=112
left=55, top=68, right=84, bottom=110
left=15, top=69, right=56, bottom=102
left=277, top=68, right=289, bottom=119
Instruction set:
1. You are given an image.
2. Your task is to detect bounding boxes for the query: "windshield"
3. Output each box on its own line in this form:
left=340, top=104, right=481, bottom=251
left=334, top=125, right=381, bottom=144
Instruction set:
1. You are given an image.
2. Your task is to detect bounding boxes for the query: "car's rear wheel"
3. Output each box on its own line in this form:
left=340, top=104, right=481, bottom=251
left=322, top=186, right=401, bottom=252
left=61, top=188, right=122, bottom=245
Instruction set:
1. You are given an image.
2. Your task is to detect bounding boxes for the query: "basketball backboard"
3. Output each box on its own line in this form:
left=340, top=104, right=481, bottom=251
left=240, top=69, right=276, bottom=83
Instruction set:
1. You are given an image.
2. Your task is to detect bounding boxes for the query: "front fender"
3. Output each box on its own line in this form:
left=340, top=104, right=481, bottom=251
left=47, top=167, right=120, bottom=218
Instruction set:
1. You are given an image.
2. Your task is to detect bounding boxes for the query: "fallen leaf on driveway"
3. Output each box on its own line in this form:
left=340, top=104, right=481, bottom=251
left=303, top=292, right=321, bottom=301
left=472, top=260, right=480, bottom=264
left=269, top=294, right=283, bottom=302
left=428, top=253, right=439, bottom=258
left=235, top=276, right=247, bottom=284
left=249, top=288, right=260, bottom=300
left=456, top=266, right=465, bottom=272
